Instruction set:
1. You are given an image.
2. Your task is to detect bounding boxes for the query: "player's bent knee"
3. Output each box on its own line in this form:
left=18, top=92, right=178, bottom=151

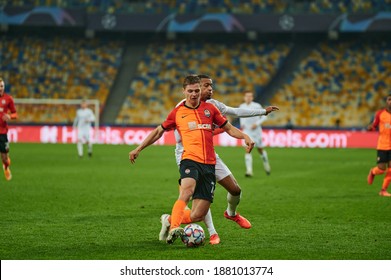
left=190, top=212, right=205, bottom=222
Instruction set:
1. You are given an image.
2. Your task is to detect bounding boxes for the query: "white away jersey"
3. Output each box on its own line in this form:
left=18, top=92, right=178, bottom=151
left=239, top=101, right=267, bottom=134
left=73, top=108, right=95, bottom=129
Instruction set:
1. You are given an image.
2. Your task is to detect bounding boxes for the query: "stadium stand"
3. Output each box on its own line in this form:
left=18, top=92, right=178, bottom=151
left=267, top=40, right=391, bottom=128
left=0, top=35, right=123, bottom=123
left=3, top=1, right=391, bottom=128
left=115, top=41, right=291, bottom=125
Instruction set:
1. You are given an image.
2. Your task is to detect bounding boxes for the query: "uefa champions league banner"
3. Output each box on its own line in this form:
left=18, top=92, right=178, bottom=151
left=1, top=6, right=391, bottom=32
left=87, top=12, right=391, bottom=33
left=8, top=125, right=377, bottom=148
left=0, top=6, right=85, bottom=26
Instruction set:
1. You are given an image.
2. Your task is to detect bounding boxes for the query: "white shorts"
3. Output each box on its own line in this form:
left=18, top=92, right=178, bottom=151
left=77, top=128, right=91, bottom=142
left=242, top=131, right=264, bottom=148
left=215, top=153, right=232, bottom=182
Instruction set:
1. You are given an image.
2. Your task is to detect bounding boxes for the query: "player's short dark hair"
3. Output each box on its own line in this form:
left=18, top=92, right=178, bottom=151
left=197, top=74, right=211, bottom=79
left=183, top=75, right=201, bottom=89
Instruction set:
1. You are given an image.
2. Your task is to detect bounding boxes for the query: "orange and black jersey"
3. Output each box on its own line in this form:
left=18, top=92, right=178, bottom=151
left=162, top=101, right=227, bottom=165
left=371, top=108, right=391, bottom=150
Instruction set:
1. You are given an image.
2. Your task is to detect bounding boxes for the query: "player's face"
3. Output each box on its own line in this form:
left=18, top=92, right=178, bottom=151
left=244, top=92, right=253, bottom=104
left=200, top=78, right=213, bottom=101
left=0, top=81, right=4, bottom=95
left=183, top=83, right=201, bottom=107
left=386, top=96, right=391, bottom=110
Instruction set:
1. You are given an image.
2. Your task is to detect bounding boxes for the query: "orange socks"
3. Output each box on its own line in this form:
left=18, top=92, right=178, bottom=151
left=372, top=166, right=385, bottom=175
left=381, top=168, right=391, bottom=191
left=181, top=209, right=192, bottom=224
left=168, top=208, right=192, bottom=225
left=3, top=156, right=10, bottom=170
left=170, top=199, right=186, bottom=230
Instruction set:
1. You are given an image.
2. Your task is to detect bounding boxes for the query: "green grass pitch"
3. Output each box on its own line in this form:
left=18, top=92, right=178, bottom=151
left=0, top=143, right=390, bottom=260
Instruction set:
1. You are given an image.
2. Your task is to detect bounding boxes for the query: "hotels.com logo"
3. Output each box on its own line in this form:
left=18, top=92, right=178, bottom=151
left=8, top=126, right=376, bottom=148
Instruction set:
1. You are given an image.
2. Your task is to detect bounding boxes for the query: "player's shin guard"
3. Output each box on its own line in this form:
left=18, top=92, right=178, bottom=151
left=381, top=168, right=391, bottom=191
left=226, top=192, right=241, bottom=217
left=203, top=208, right=217, bottom=236
left=170, top=199, right=186, bottom=229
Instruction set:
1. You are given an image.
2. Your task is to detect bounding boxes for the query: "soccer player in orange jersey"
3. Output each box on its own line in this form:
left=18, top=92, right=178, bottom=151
left=129, top=75, right=254, bottom=244
left=367, top=94, right=391, bottom=197
left=169, top=74, right=279, bottom=245
left=0, top=78, right=18, bottom=181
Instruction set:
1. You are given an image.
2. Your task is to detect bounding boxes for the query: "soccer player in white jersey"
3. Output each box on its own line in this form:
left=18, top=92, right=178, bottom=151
left=239, top=91, right=271, bottom=177
left=159, top=75, right=279, bottom=245
left=73, top=100, right=95, bottom=158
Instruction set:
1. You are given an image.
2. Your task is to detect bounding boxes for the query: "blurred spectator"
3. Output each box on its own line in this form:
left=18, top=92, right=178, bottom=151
left=285, top=117, right=294, bottom=130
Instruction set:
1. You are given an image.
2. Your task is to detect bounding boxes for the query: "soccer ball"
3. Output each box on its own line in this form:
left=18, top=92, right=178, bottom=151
left=181, top=223, right=205, bottom=247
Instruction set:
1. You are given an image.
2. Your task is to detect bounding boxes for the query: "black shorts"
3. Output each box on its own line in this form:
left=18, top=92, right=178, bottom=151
left=179, top=159, right=216, bottom=202
left=376, top=150, right=391, bottom=164
left=0, top=134, right=9, bottom=153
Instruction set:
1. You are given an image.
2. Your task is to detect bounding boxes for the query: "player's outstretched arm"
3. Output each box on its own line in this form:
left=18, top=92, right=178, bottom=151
left=265, top=106, right=279, bottom=115
left=224, top=105, right=266, bottom=117
left=222, top=122, right=255, bottom=153
left=223, top=104, right=279, bottom=117
left=129, top=125, right=165, bottom=164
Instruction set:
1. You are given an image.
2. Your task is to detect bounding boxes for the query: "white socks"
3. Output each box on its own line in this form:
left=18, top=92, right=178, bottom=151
left=203, top=192, right=242, bottom=236
left=245, top=153, right=253, bottom=175
left=204, top=208, right=217, bottom=236
left=261, top=150, right=271, bottom=174
left=77, top=142, right=83, bottom=157
left=88, top=142, right=93, bottom=155
left=226, top=192, right=241, bottom=216
left=203, top=192, right=243, bottom=236
left=246, top=150, right=271, bottom=175
left=77, top=142, right=93, bottom=157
